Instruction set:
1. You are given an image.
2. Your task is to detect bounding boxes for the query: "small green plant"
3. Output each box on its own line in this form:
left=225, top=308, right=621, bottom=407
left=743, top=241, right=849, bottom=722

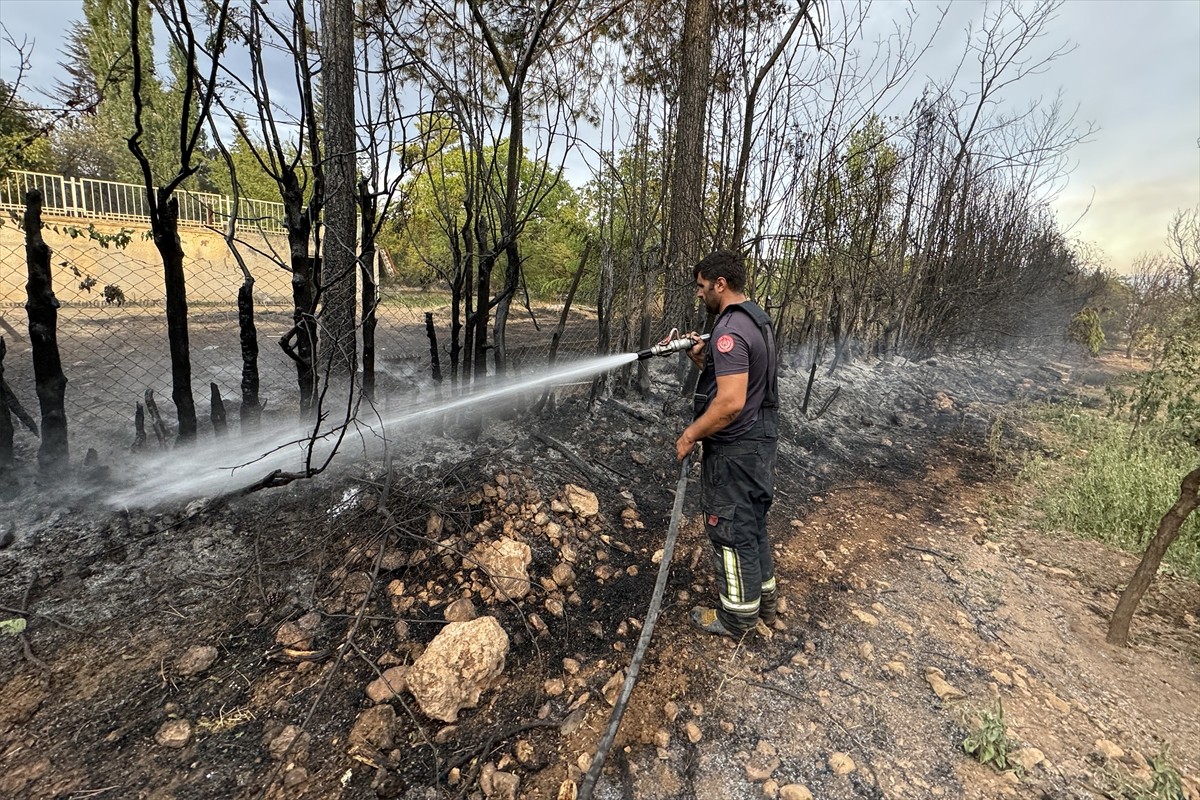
left=1101, top=745, right=1185, bottom=800
left=961, top=698, right=1015, bottom=771
left=1146, top=746, right=1185, bottom=799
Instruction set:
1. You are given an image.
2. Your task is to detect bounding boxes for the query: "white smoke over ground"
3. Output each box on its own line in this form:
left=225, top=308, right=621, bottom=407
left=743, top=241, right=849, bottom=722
left=106, top=352, right=638, bottom=508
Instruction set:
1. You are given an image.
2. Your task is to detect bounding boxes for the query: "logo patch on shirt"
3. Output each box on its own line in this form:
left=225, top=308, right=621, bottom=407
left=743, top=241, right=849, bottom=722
left=707, top=514, right=720, bottom=527
left=716, top=334, right=735, bottom=353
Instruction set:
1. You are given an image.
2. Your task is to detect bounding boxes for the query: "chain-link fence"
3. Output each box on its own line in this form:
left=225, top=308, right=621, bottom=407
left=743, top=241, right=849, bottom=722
left=1, top=199, right=602, bottom=455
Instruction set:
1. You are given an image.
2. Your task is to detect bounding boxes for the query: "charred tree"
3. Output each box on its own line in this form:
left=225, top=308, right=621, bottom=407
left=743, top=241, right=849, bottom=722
left=150, top=193, right=197, bottom=441
left=359, top=179, right=378, bottom=403
left=0, top=338, right=13, bottom=473
left=237, top=278, right=261, bottom=431
left=144, top=389, right=169, bottom=447
left=1107, top=466, right=1200, bottom=647
left=126, top=0, right=233, bottom=442
left=23, top=190, right=68, bottom=473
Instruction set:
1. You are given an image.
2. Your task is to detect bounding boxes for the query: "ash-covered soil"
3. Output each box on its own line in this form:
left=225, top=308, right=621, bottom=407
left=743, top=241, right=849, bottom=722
left=1, top=350, right=1197, bottom=800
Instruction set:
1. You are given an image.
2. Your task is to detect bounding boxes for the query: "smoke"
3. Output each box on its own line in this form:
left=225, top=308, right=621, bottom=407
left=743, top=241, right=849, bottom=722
left=107, top=352, right=639, bottom=508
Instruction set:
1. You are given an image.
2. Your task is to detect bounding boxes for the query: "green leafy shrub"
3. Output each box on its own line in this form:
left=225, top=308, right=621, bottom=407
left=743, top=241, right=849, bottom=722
left=961, top=698, right=1015, bottom=771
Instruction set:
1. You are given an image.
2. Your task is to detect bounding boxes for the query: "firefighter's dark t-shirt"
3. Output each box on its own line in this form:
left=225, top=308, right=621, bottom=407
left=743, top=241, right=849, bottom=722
left=698, top=304, right=775, bottom=444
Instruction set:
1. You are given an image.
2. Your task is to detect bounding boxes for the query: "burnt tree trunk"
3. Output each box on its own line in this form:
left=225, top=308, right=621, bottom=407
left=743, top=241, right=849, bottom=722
left=473, top=250, right=497, bottom=381
left=359, top=179, right=378, bottom=403
left=1107, top=466, right=1200, bottom=646
left=0, top=338, right=13, bottom=472
left=23, top=190, right=69, bottom=473
left=663, top=0, right=713, bottom=336
left=2, top=376, right=37, bottom=436
left=238, top=279, right=261, bottom=431
left=319, top=0, right=359, bottom=385
left=548, top=240, right=591, bottom=368
left=151, top=192, right=197, bottom=442
left=492, top=240, right=522, bottom=377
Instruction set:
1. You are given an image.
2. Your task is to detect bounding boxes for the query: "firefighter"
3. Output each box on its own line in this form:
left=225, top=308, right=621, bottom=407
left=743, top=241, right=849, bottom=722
left=674, top=250, right=780, bottom=637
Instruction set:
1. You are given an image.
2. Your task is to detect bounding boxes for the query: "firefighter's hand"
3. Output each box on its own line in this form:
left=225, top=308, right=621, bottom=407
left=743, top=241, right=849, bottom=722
left=676, top=430, right=697, bottom=462
left=656, top=327, right=681, bottom=348
left=685, top=331, right=706, bottom=367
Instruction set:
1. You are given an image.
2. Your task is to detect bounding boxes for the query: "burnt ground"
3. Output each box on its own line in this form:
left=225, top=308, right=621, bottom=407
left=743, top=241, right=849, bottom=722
left=1, top=349, right=1198, bottom=799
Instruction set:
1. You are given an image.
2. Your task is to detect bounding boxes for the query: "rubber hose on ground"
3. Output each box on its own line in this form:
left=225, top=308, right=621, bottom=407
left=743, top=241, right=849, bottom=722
left=578, top=453, right=693, bottom=800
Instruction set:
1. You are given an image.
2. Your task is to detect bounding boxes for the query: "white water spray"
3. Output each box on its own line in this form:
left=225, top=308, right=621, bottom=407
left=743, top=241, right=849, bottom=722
left=107, top=352, right=639, bottom=508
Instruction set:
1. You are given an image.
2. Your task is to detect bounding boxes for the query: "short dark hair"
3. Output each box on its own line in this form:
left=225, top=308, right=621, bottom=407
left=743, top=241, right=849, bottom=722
left=693, top=250, right=747, bottom=292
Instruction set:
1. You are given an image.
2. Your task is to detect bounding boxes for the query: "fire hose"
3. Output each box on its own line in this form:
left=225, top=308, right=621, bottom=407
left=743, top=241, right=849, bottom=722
left=578, top=451, right=693, bottom=799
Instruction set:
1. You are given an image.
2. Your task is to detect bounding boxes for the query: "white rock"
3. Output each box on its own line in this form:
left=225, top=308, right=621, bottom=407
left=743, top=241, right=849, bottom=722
left=829, top=752, right=855, bottom=775
left=779, top=785, right=814, bottom=800
left=407, top=617, right=510, bottom=722
left=469, top=538, right=533, bottom=600
left=154, top=719, right=191, bottom=749
left=563, top=484, right=600, bottom=517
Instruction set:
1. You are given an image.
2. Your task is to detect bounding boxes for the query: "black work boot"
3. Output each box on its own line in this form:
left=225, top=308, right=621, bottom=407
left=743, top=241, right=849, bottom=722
left=759, top=589, right=778, bottom=625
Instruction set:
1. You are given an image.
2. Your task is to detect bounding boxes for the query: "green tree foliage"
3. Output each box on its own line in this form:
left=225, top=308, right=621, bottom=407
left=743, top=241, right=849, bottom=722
left=384, top=126, right=587, bottom=300
left=204, top=130, right=296, bottom=203
left=1067, top=307, right=1105, bottom=357
left=51, top=0, right=208, bottom=185
left=1107, top=210, right=1200, bottom=446
left=0, top=80, right=53, bottom=173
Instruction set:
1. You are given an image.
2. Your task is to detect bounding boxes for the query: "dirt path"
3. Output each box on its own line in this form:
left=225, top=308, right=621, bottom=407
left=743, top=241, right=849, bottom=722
left=1, top=352, right=1197, bottom=799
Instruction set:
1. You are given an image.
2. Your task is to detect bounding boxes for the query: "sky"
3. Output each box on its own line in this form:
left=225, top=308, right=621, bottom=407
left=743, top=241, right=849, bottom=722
left=1, top=0, right=1197, bottom=273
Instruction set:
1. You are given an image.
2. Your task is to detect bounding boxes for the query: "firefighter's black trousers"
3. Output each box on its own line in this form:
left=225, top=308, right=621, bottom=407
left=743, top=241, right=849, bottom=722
left=700, top=425, right=778, bottom=633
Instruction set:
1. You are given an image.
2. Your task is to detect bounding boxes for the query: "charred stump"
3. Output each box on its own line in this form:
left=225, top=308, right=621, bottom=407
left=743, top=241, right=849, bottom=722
left=237, top=280, right=261, bottom=431
left=144, top=389, right=169, bottom=447
left=1107, top=465, right=1200, bottom=646
left=23, top=190, right=69, bottom=474
left=210, top=382, right=228, bottom=437
left=0, top=338, right=13, bottom=472
left=425, top=312, right=442, bottom=384
left=132, top=402, right=146, bottom=452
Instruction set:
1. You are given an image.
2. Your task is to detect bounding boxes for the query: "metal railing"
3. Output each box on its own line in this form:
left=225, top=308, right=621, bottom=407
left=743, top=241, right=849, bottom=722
left=0, top=169, right=287, bottom=234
